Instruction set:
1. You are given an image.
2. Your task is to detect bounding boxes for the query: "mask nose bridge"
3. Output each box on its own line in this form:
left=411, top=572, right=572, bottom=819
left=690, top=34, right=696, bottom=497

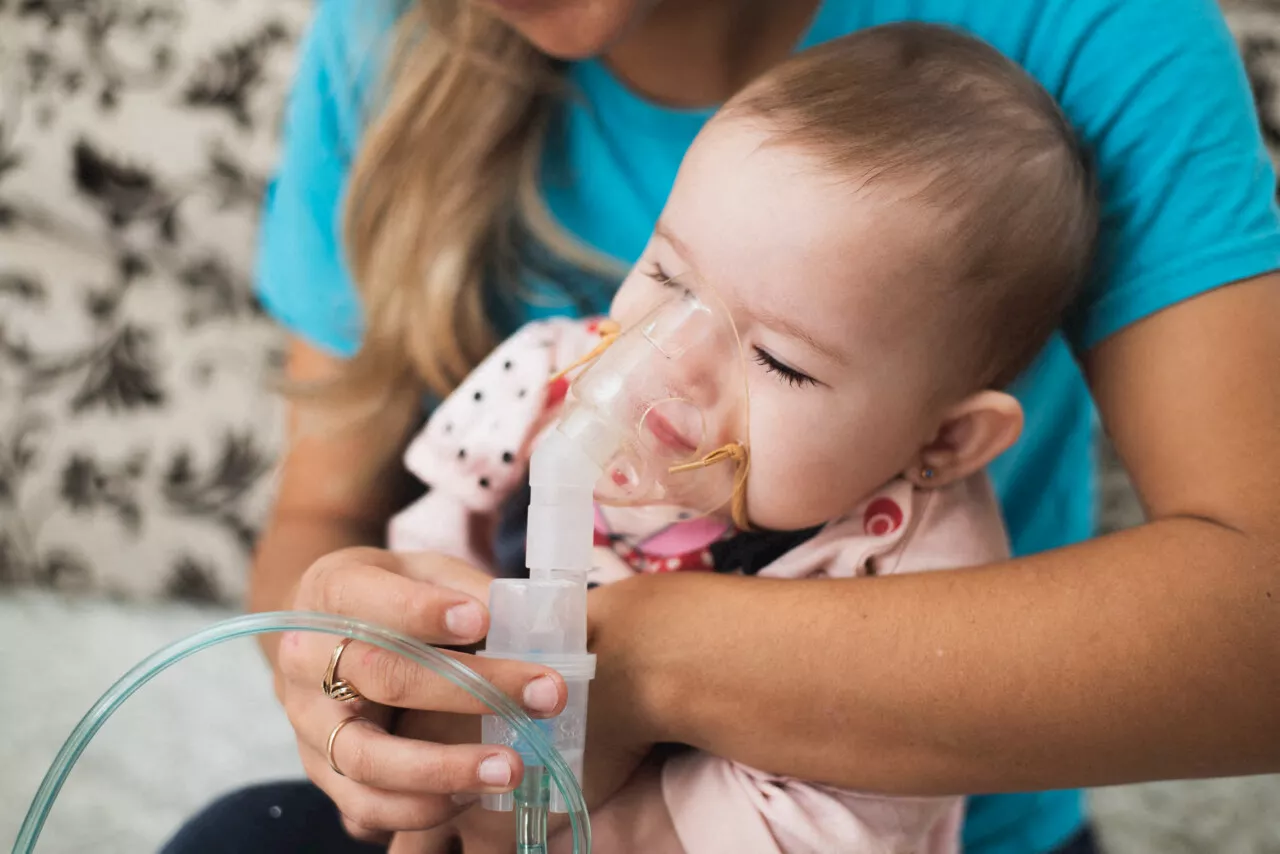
left=643, top=288, right=748, bottom=457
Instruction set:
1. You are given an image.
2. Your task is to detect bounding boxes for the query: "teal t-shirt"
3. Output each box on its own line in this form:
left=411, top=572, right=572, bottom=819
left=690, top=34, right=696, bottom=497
left=256, top=1, right=1280, bottom=851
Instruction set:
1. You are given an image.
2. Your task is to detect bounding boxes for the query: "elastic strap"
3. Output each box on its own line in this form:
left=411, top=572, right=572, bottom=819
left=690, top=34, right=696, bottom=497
left=548, top=319, right=621, bottom=384
left=669, top=442, right=752, bottom=531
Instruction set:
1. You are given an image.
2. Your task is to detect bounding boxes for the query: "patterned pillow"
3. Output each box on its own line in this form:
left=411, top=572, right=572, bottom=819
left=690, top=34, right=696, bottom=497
left=0, top=0, right=311, bottom=604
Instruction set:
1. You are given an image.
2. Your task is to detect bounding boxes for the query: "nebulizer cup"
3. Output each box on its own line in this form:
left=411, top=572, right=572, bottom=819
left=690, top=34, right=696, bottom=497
left=479, top=277, right=752, bottom=825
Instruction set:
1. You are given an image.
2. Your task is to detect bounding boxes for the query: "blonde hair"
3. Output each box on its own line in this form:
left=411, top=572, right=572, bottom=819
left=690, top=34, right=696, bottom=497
left=328, top=1, right=620, bottom=416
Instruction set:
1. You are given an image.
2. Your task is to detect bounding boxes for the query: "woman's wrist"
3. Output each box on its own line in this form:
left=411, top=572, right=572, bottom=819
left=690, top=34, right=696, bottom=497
left=588, top=575, right=662, bottom=744
left=587, top=571, right=731, bottom=746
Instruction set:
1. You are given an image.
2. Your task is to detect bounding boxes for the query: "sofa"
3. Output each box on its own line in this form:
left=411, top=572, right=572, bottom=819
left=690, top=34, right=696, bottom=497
left=2, top=0, right=1278, bottom=851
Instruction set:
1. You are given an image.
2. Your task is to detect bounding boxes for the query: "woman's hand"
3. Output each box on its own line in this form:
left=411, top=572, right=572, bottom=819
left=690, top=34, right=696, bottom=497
left=387, top=576, right=679, bottom=854
left=272, top=545, right=570, bottom=843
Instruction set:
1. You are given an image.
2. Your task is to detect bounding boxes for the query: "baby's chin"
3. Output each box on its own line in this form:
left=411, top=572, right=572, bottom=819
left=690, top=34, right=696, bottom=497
left=744, top=482, right=889, bottom=533
left=742, top=502, right=834, bottom=534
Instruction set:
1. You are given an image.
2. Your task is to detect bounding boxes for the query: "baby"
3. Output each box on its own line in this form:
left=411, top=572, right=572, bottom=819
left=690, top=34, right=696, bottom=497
left=388, top=21, right=1096, bottom=854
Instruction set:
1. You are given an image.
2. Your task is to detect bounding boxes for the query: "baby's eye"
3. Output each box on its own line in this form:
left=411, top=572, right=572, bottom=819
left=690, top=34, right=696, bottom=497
left=643, top=262, right=694, bottom=297
left=753, top=347, right=818, bottom=389
left=643, top=261, right=676, bottom=287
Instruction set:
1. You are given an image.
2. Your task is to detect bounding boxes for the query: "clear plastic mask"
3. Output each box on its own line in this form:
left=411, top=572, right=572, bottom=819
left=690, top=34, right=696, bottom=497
left=555, top=280, right=751, bottom=523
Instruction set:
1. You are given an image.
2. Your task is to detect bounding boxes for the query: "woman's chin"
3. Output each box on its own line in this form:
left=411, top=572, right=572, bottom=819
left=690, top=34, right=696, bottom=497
left=475, top=0, right=647, bottom=60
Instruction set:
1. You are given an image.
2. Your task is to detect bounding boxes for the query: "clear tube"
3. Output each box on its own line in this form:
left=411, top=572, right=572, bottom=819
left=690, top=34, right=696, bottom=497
left=12, top=610, right=590, bottom=854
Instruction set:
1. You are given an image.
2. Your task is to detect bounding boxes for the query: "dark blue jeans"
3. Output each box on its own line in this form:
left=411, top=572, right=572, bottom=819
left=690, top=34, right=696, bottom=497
left=161, top=780, right=1104, bottom=853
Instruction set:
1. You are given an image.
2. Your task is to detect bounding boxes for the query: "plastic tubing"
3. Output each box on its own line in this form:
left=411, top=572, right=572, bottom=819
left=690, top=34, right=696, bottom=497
left=12, top=611, right=590, bottom=854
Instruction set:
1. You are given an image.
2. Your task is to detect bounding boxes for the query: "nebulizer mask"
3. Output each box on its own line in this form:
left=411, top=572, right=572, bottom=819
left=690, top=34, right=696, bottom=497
left=14, top=281, right=750, bottom=854
left=561, top=278, right=753, bottom=524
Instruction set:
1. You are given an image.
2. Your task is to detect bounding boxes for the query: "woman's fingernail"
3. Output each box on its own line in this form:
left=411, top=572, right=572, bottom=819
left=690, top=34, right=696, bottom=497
left=478, top=755, right=512, bottom=787
left=445, top=603, right=483, bottom=639
left=522, top=676, right=560, bottom=714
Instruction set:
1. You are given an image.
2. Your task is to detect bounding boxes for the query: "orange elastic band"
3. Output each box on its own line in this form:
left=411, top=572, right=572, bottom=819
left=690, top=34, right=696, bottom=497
left=549, top=319, right=622, bottom=385
left=668, top=442, right=752, bottom=531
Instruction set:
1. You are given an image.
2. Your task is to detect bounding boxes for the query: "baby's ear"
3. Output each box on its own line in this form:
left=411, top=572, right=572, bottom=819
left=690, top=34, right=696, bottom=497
left=905, top=391, right=1024, bottom=488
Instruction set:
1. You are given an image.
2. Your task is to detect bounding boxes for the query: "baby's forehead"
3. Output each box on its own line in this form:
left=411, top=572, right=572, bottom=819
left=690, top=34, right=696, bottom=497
left=687, top=25, right=1097, bottom=392
left=667, top=117, right=951, bottom=325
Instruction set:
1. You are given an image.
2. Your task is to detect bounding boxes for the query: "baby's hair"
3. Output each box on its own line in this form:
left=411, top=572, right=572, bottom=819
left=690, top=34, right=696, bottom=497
left=729, top=22, right=1099, bottom=392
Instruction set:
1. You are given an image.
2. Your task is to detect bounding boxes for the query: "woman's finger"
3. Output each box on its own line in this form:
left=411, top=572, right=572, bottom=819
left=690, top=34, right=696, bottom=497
left=280, top=632, right=567, bottom=720
left=306, top=704, right=525, bottom=796
left=296, top=549, right=491, bottom=646
left=396, top=551, right=497, bottom=602
left=395, top=708, right=480, bottom=747
left=353, top=643, right=567, bottom=718
left=280, top=678, right=391, bottom=758
left=300, top=738, right=461, bottom=833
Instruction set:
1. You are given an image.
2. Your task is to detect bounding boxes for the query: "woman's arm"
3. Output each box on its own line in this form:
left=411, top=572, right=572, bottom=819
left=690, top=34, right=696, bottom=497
left=594, top=274, right=1280, bottom=795
left=249, top=337, right=422, bottom=666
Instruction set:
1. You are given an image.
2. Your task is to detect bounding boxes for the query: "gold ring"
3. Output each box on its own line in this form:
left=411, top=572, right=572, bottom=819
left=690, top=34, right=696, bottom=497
left=327, top=714, right=365, bottom=778
left=322, top=637, right=364, bottom=703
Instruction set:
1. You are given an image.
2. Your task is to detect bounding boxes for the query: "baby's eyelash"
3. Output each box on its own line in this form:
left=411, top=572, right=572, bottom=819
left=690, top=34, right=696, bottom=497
left=643, top=261, right=697, bottom=301
left=643, top=262, right=679, bottom=288
left=753, top=348, right=818, bottom=389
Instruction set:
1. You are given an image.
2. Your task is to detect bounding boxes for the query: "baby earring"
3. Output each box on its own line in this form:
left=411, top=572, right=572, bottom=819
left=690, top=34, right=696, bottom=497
left=920, top=467, right=936, bottom=481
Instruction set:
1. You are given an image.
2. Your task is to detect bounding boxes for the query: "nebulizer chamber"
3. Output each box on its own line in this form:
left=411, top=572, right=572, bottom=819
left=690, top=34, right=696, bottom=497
left=14, top=283, right=748, bottom=854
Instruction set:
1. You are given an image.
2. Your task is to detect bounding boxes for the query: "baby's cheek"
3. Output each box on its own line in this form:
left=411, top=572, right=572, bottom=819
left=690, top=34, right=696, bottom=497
left=743, top=413, right=840, bottom=529
left=748, top=396, right=919, bottom=529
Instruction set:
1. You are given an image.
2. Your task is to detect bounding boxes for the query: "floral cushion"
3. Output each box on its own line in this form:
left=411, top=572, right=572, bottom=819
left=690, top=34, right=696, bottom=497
left=0, top=0, right=310, bottom=603
left=0, top=0, right=1278, bottom=605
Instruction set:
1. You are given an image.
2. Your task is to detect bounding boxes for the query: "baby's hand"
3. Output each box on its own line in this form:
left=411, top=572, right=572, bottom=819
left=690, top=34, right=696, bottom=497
left=386, top=827, right=457, bottom=854
left=386, top=786, right=547, bottom=854
left=385, top=813, right=521, bottom=854
left=380, top=790, right=518, bottom=854
left=451, top=802, right=525, bottom=853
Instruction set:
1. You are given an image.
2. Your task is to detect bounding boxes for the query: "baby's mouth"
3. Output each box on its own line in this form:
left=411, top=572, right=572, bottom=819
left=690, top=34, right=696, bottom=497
left=642, top=408, right=700, bottom=457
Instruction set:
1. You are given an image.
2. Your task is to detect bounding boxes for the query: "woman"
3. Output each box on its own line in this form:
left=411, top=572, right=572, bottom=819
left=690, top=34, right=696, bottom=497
left=164, top=0, right=1280, bottom=852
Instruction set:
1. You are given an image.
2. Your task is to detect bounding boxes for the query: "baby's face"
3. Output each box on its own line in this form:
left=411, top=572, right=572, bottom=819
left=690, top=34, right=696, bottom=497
left=610, top=116, right=948, bottom=530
